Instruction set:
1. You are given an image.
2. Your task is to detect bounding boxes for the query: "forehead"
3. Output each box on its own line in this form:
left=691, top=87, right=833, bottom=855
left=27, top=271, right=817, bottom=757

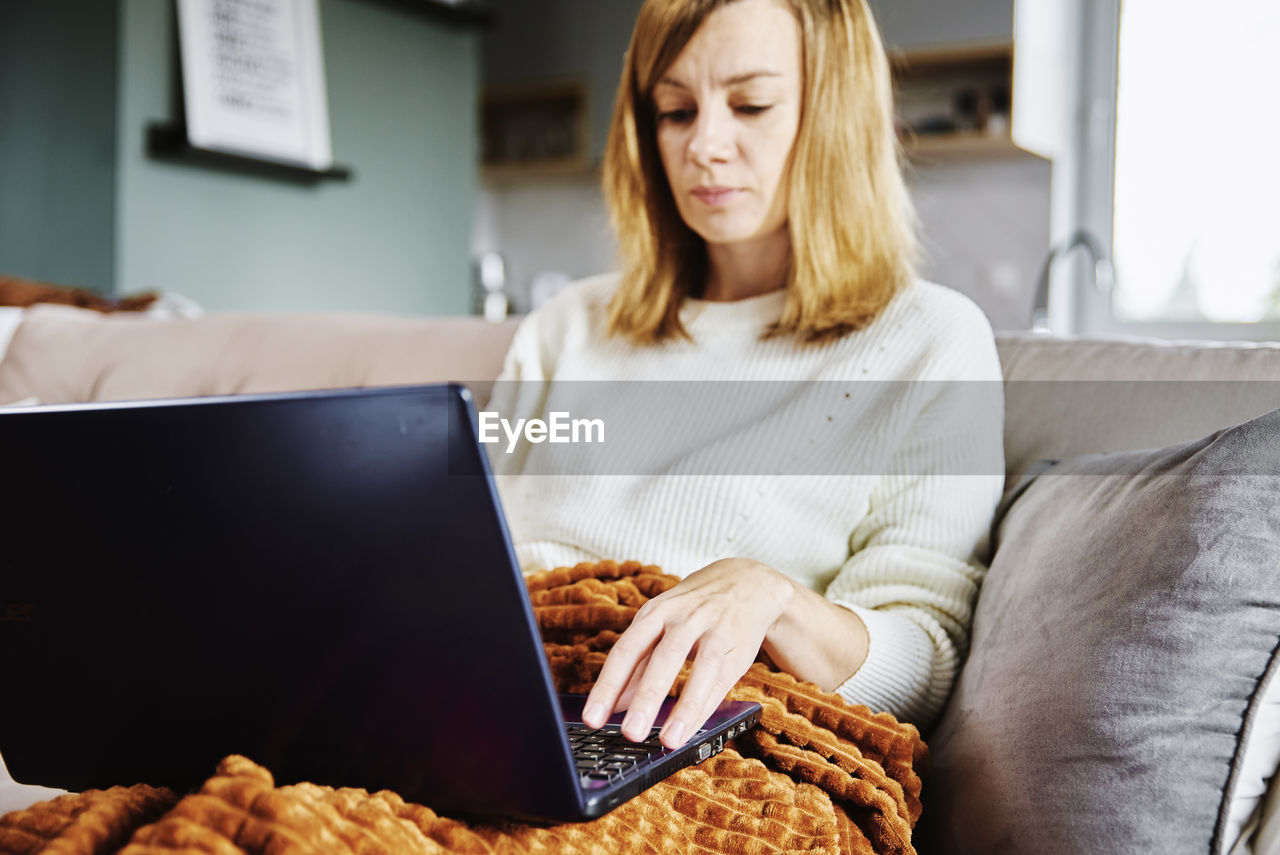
left=659, top=0, right=801, bottom=89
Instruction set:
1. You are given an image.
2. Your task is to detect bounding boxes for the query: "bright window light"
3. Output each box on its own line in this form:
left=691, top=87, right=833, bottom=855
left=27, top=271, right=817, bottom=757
left=1112, top=0, right=1280, bottom=322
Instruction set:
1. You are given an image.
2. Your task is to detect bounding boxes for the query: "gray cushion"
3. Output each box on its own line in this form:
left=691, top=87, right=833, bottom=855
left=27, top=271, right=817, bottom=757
left=919, top=406, right=1280, bottom=854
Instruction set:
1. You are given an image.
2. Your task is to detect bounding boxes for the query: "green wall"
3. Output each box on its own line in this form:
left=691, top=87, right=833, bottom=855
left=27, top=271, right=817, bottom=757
left=0, top=1, right=118, bottom=293
left=116, top=0, right=479, bottom=314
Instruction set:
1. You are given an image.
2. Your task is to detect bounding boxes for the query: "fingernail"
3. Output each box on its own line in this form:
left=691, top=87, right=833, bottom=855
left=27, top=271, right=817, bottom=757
left=622, top=711, right=647, bottom=738
left=663, top=719, right=687, bottom=747
left=583, top=703, right=605, bottom=726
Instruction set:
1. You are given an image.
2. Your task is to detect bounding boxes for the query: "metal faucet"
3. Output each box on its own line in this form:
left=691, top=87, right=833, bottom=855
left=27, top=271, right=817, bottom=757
left=1030, top=229, right=1116, bottom=332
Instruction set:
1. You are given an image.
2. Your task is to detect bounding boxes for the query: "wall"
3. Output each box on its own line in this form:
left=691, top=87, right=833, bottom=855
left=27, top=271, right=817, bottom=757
left=868, top=0, right=1013, bottom=49
left=115, top=0, right=479, bottom=314
left=910, top=158, right=1051, bottom=331
left=483, top=0, right=642, bottom=164
left=0, top=1, right=118, bottom=293
left=475, top=0, right=641, bottom=310
left=473, top=173, right=618, bottom=313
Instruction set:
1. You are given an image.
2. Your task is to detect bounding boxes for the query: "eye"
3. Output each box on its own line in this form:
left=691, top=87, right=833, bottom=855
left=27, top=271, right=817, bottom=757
left=734, top=104, right=772, bottom=117
left=657, top=108, right=695, bottom=124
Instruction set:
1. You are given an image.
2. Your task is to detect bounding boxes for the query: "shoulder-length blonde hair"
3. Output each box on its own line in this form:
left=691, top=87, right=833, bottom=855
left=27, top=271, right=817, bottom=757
left=603, top=0, right=918, bottom=345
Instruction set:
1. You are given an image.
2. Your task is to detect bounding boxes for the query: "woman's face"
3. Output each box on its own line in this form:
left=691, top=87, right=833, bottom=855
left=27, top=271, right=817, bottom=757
left=653, top=0, right=803, bottom=250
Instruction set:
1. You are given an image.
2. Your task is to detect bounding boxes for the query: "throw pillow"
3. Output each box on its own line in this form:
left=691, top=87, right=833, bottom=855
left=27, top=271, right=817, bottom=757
left=919, top=406, right=1280, bottom=854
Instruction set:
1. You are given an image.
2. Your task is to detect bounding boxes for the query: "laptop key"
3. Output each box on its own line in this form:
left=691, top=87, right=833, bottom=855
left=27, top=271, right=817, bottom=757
left=614, top=745, right=659, bottom=755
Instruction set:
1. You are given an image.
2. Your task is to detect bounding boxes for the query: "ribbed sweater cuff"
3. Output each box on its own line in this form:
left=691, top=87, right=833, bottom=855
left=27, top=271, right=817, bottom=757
left=830, top=603, right=936, bottom=725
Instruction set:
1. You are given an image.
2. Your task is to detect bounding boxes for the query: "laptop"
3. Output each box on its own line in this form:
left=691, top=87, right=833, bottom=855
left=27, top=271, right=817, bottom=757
left=0, top=384, right=760, bottom=822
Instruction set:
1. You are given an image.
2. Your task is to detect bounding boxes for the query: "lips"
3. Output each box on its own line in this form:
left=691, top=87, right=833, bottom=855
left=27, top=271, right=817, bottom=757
left=691, top=186, right=741, bottom=205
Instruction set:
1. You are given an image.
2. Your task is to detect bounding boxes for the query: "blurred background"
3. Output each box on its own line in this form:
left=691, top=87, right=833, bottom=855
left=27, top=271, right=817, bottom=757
left=1, top=0, right=1276, bottom=338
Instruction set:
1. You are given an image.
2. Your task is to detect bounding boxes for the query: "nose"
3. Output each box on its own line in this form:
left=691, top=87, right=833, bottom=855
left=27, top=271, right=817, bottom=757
left=687, top=103, right=734, bottom=166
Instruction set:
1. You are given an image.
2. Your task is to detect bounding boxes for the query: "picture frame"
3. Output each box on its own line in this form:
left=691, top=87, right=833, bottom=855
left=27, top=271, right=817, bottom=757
left=175, top=0, right=333, bottom=170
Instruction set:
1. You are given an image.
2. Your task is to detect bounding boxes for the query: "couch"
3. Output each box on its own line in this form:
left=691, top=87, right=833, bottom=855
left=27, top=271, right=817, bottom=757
left=1, top=302, right=1278, bottom=855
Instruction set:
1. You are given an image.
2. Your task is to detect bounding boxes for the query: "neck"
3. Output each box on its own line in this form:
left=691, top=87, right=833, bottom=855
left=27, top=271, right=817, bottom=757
left=701, top=227, right=791, bottom=302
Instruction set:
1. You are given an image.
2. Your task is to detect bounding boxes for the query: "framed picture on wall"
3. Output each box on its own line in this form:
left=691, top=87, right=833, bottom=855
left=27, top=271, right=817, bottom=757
left=176, top=0, right=333, bottom=170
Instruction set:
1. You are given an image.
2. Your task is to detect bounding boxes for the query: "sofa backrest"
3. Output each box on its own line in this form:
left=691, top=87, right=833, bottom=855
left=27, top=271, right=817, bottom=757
left=998, top=334, right=1280, bottom=479
left=0, top=305, right=521, bottom=409
left=3, top=305, right=1279, bottom=481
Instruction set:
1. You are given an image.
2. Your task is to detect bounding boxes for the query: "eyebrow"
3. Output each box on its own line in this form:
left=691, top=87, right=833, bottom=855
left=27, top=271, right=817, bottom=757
left=656, top=70, right=784, bottom=90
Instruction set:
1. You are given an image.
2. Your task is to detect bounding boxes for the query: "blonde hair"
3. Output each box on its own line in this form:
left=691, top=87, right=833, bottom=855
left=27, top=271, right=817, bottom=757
left=602, top=0, right=918, bottom=344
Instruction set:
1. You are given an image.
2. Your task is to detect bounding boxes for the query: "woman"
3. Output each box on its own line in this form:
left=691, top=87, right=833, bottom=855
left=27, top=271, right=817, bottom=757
left=486, top=0, right=1004, bottom=750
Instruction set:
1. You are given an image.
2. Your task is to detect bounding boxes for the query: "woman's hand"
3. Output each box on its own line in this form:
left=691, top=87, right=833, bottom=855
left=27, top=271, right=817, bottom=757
left=580, top=558, right=797, bottom=749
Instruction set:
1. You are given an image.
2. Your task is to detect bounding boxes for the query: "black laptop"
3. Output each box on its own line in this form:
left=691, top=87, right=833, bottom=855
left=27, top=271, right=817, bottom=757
left=0, top=384, right=759, bottom=822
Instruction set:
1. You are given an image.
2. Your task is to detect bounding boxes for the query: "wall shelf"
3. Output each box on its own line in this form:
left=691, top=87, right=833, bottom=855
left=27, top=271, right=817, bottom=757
left=482, top=156, right=596, bottom=185
left=903, top=131, right=1042, bottom=163
left=361, top=0, right=492, bottom=27
left=480, top=80, right=589, bottom=182
left=890, top=42, right=1043, bottom=164
left=145, top=124, right=353, bottom=184
left=889, top=41, right=1014, bottom=70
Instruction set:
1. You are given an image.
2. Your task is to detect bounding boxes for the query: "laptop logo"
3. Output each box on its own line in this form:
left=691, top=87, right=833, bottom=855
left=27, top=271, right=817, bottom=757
left=1, top=602, right=36, bottom=623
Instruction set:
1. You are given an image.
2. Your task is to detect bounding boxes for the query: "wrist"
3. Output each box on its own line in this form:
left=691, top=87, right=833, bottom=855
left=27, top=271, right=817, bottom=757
left=760, top=564, right=801, bottom=638
left=760, top=577, right=870, bottom=692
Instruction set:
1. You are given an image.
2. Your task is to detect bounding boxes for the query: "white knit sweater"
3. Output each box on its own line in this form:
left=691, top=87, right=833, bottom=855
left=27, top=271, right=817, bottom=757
left=484, top=273, right=1005, bottom=726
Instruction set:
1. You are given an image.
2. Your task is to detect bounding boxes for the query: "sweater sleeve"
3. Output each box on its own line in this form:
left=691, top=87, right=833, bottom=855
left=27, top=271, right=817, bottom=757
left=824, top=331, right=1005, bottom=729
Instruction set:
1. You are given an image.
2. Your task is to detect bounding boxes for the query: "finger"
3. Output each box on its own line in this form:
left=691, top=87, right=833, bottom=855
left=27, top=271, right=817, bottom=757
left=613, top=652, right=650, bottom=713
left=660, top=634, right=749, bottom=749
left=582, top=621, right=662, bottom=728
left=619, top=627, right=701, bottom=742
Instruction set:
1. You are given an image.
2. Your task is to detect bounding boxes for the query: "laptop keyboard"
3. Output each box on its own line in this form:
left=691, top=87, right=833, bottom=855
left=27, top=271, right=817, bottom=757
left=567, top=723, right=670, bottom=785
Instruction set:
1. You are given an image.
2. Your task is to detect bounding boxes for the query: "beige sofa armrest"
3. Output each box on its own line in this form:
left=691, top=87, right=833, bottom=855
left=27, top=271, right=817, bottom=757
left=0, top=305, right=520, bottom=407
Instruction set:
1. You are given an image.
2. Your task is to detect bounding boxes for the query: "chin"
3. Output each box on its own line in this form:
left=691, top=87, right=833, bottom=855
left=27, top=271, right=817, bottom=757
left=685, top=215, right=767, bottom=246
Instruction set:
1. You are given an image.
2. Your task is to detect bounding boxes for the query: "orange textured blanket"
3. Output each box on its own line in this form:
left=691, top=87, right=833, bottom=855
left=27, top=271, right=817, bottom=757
left=0, top=561, right=926, bottom=855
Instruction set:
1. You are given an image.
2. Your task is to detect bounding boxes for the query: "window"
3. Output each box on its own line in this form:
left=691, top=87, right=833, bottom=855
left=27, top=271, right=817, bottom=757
left=1016, top=0, right=1280, bottom=338
left=1111, top=0, right=1280, bottom=325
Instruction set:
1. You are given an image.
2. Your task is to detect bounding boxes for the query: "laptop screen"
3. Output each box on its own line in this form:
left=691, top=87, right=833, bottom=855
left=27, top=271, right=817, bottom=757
left=0, top=385, right=583, bottom=819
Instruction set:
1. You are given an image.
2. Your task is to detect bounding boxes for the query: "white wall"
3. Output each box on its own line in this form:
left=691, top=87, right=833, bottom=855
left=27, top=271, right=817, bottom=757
left=472, top=174, right=617, bottom=313
left=910, top=158, right=1052, bottom=331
